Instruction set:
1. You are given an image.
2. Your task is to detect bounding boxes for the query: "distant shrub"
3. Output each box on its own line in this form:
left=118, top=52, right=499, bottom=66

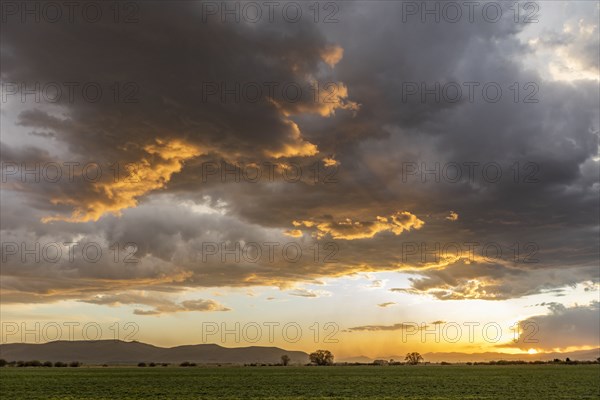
left=0, top=359, right=7, bottom=367
left=43, top=361, right=53, bottom=367
left=178, top=361, right=196, bottom=367
left=54, top=362, right=67, bottom=367
left=15, top=360, right=44, bottom=367
left=24, top=360, right=42, bottom=367
left=149, top=362, right=156, bottom=367
left=138, top=362, right=147, bottom=367
left=69, top=361, right=81, bottom=367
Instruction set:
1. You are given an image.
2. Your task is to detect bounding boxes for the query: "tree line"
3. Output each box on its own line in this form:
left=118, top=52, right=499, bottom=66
left=3, top=353, right=597, bottom=367
left=0, top=359, right=81, bottom=367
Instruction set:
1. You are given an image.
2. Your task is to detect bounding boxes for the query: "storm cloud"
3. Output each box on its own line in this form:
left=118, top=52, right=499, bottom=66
left=1, top=1, right=598, bottom=316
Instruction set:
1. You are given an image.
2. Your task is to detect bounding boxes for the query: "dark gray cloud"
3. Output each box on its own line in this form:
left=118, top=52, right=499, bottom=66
left=1, top=1, right=598, bottom=306
left=391, top=259, right=599, bottom=300
left=507, top=302, right=600, bottom=351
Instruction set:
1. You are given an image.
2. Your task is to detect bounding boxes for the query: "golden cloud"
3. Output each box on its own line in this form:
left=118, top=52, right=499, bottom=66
left=42, top=139, right=202, bottom=223
left=320, top=45, right=344, bottom=67
left=293, top=211, right=424, bottom=240
left=263, top=120, right=319, bottom=159
left=446, top=211, right=459, bottom=221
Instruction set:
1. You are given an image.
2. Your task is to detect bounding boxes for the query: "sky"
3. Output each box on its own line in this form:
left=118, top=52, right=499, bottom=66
left=0, top=1, right=599, bottom=359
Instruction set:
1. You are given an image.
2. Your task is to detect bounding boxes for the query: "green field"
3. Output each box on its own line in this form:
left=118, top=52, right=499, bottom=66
left=1, top=365, right=598, bottom=399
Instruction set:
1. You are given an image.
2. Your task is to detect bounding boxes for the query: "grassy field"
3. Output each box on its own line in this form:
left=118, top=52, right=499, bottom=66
left=1, top=365, right=598, bottom=399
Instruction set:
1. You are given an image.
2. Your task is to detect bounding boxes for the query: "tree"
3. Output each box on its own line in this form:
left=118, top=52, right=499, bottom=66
left=405, top=352, right=423, bottom=365
left=0, top=359, right=6, bottom=367
left=27, top=360, right=42, bottom=367
left=138, top=362, right=147, bottom=367
left=309, top=350, right=334, bottom=366
left=281, top=355, right=291, bottom=366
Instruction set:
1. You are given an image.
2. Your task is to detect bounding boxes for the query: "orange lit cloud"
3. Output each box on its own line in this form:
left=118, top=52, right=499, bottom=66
left=320, top=45, right=344, bottom=67
left=263, top=120, right=318, bottom=158
left=446, top=211, right=459, bottom=221
left=42, top=139, right=202, bottom=223
left=293, top=211, right=424, bottom=240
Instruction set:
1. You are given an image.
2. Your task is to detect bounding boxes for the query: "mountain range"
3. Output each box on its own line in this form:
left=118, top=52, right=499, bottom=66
left=1, top=340, right=598, bottom=365
left=0, top=340, right=309, bottom=365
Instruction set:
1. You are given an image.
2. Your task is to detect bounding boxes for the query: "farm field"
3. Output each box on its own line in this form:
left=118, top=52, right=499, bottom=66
left=1, top=365, right=598, bottom=399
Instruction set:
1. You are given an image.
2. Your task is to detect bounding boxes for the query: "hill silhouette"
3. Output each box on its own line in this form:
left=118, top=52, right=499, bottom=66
left=0, top=340, right=309, bottom=365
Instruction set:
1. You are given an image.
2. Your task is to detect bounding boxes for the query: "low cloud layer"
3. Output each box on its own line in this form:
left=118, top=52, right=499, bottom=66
left=510, top=302, right=600, bottom=351
left=81, top=292, right=230, bottom=316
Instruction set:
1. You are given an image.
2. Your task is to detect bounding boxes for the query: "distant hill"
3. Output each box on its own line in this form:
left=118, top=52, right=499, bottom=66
left=0, top=340, right=309, bottom=365
left=350, top=348, right=600, bottom=363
